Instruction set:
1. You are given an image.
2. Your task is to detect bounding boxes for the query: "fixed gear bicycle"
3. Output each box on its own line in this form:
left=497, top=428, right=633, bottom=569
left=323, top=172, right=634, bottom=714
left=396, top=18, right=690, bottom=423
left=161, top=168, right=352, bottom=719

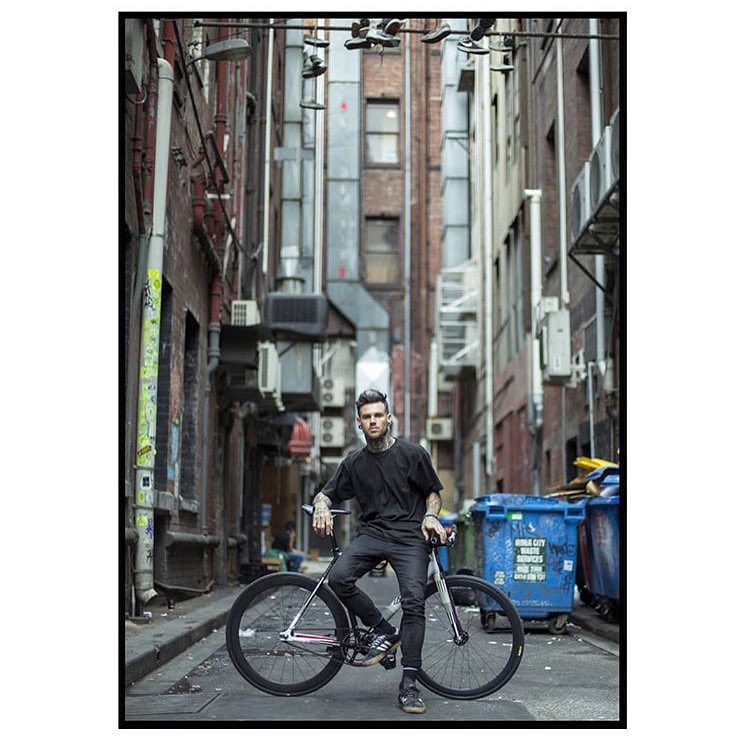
left=225, top=504, right=524, bottom=700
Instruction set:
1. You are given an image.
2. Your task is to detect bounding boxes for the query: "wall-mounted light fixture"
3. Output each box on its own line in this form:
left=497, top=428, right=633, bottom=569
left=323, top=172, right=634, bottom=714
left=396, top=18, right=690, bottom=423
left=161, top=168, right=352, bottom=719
left=190, top=38, right=252, bottom=65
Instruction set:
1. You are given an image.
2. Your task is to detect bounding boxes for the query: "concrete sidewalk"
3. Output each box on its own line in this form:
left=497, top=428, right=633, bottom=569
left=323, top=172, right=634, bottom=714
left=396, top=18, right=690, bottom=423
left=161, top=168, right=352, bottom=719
left=124, top=559, right=618, bottom=686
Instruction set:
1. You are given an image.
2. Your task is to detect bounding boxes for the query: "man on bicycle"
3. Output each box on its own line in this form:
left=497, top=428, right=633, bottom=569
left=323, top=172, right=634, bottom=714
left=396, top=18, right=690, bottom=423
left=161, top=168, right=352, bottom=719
left=312, top=389, right=447, bottom=714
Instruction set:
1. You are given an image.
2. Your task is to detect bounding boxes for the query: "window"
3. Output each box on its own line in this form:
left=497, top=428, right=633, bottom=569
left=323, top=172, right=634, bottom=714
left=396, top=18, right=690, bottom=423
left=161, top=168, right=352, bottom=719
left=364, top=218, right=400, bottom=284
left=366, top=101, right=400, bottom=165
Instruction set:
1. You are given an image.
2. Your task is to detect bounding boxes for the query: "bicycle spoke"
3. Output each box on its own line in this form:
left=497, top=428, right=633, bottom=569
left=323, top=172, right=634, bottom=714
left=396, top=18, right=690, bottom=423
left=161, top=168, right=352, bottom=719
left=226, top=574, right=348, bottom=696
left=419, top=576, right=524, bottom=699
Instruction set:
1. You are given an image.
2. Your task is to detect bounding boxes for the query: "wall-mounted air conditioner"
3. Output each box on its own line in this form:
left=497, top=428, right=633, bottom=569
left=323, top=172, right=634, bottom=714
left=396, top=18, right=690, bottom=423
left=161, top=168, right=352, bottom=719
left=231, top=300, right=260, bottom=326
left=540, top=309, right=572, bottom=384
left=265, top=293, right=328, bottom=338
left=257, top=342, right=281, bottom=397
left=320, top=376, right=345, bottom=408
left=226, top=368, right=257, bottom=389
left=320, top=416, right=346, bottom=448
left=589, top=124, right=614, bottom=213
left=426, top=417, right=453, bottom=441
left=570, top=161, right=592, bottom=243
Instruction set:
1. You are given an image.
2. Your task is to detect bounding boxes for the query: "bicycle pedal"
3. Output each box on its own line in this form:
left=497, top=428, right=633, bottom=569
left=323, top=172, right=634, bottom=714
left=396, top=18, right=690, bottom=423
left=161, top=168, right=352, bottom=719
left=380, top=653, right=397, bottom=670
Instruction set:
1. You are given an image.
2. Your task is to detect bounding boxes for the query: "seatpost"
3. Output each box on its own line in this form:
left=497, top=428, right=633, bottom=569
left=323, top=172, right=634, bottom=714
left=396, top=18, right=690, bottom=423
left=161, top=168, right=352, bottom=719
left=329, top=523, right=342, bottom=557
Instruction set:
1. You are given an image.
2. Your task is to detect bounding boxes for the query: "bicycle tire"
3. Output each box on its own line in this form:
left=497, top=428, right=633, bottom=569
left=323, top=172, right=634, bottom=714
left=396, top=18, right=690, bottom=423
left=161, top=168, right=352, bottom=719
left=418, top=575, right=525, bottom=699
left=225, top=572, right=349, bottom=697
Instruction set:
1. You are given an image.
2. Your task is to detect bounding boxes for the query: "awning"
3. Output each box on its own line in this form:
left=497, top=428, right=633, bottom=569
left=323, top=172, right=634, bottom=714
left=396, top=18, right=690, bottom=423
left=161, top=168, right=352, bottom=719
left=288, top=417, right=312, bottom=458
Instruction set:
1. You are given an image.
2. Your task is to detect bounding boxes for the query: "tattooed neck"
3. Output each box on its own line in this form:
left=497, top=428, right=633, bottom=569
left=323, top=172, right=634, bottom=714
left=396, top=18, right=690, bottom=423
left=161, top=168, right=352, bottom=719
left=367, top=434, right=395, bottom=453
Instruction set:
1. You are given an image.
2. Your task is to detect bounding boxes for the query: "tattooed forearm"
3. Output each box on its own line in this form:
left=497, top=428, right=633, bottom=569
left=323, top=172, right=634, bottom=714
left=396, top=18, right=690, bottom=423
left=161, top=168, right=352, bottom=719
left=424, top=492, right=442, bottom=517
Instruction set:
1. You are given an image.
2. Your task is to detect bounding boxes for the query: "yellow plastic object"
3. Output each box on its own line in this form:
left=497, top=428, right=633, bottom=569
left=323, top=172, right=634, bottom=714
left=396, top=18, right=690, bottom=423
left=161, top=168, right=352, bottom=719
left=573, top=456, right=618, bottom=473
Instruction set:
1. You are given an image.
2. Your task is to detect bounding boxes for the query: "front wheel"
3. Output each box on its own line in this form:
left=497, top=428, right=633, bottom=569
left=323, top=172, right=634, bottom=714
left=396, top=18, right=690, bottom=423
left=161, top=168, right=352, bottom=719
left=225, top=572, right=349, bottom=696
left=418, top=575, right=525, bottom=700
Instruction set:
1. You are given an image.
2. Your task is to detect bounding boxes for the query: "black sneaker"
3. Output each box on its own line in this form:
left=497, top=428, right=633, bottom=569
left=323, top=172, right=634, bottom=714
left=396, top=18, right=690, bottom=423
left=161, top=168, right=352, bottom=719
left=421, top=23, right=451, bottom=44
left=344, top=37, right=372, bottom=50
left=362, top=632, right=401, bottom=666
left=457, top=37, right=489, bottom=55
left=398, top=684, right=426, bottom=714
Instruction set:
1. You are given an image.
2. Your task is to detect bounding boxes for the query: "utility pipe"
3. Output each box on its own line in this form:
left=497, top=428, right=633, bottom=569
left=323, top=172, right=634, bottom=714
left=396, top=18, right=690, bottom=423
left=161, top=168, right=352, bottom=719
left=555, top=21, right=569, bottom=307
left=262, top=20, right=275, bottom=277
left=525, top=189, right=544, bottom=494
left=555, top=20, right=570, bottom=482
left=589, top=18, right=607, bottom=371
left=525, top=189, right=544, bottom=429
left=481, top=54, right=494, bottom=482
left=403, top=30, right=412, bottom=440
left=191, top=167, right=222, bottom=270
left=133, top=55, right=174, bottom=605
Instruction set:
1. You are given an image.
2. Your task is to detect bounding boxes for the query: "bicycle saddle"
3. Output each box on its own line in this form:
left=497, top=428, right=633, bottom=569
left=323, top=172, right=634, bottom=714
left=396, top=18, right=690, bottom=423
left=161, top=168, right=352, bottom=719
left=301, top=503, right=351, bottom=516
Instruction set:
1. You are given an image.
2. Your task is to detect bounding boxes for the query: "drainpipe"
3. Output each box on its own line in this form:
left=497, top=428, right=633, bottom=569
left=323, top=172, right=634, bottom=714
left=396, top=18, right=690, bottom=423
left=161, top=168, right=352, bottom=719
left=555, top=21, right=569, bottom=307
left=555, top=20, right=570, bottom=479
left=428, top=340, right=438, bottom=463
left=133, top=54, right=174, bottom=605
left=403, top=30, right=412, bottom=440
left=525, top=189, right=543, bottom=493
left=192, top=166, right=221, bottom=271
left=262, top=20, right=275, bottom=278
left=589, top=18, right=607, bottom=375
left=481, top=55, right=494, bottom=483
left=201, top=277, right=222, bottom=540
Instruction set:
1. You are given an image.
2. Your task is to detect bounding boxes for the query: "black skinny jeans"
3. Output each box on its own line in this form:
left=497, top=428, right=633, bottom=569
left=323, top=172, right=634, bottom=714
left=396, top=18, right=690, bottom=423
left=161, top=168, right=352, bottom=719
left=327, top=532, right=430, bottom=670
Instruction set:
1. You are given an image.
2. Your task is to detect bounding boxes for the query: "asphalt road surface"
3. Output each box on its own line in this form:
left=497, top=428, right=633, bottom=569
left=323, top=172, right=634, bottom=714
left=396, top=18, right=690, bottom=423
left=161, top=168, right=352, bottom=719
left=124, top=572, right=620, bottom=725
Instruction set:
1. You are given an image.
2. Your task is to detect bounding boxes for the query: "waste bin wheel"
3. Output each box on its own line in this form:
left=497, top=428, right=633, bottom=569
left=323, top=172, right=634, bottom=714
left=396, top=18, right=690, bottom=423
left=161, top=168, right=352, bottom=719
left=548, top=614, right=568, bottom=634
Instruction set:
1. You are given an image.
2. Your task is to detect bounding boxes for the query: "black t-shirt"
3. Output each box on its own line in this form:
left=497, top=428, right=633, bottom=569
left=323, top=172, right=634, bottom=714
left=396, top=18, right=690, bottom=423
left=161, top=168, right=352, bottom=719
left=321, top=438, right=443, bottom=545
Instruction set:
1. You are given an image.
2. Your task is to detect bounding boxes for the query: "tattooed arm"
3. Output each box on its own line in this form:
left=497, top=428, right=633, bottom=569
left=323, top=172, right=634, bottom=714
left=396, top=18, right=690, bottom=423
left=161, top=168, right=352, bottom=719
left=421, top=492, right=447, bottom=543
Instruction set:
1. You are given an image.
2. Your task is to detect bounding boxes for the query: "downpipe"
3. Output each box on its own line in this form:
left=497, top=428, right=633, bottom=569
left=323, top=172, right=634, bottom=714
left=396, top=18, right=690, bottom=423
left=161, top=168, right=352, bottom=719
left=134, top=55, right=174, bottom=606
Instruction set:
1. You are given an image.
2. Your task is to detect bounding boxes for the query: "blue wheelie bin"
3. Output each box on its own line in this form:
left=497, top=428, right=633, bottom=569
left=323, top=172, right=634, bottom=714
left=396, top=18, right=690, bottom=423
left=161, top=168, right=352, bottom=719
left=471, top=494, right=586, bottom=633
left=584, top=494, right=620, bottom=616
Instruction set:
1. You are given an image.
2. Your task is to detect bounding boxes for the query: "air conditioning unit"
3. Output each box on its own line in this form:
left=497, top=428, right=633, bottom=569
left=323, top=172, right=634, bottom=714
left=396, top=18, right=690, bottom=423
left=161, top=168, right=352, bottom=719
left=609, top=108, right=620, bottom=183
left=540, top=309, right=572, bottom=383
left=320, top=416, right=346, bottom=448
left=264, top=293, right=328, bottom=338
left=320, top=376, right=345, bottom=408
left=570, top=161, right=592, bottom=243
left=426, top=417, right=453, bottom=441
left=226, top=368, right=257, bottom=388
left=589, top=124, right=614, bottom=213
left=257, top=342, right=281, bottom=396
left=231, top=300, right=260, bottom=326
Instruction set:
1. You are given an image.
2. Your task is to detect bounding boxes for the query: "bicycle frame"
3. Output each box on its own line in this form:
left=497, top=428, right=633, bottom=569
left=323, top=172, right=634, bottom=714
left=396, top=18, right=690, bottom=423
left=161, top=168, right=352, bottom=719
left=279, top=526, right=466, bottom=648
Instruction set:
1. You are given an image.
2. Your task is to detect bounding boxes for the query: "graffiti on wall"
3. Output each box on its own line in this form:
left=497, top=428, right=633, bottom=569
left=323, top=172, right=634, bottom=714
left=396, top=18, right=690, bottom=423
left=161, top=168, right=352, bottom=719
left=136, top=268, right=162, bottom=467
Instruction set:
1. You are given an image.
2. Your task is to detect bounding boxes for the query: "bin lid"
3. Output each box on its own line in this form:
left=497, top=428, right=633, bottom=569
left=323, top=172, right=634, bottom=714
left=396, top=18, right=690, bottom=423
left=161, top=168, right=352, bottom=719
left=587, top=494, right=620, bottom=506
left=584, top=466, right=619, bottom=483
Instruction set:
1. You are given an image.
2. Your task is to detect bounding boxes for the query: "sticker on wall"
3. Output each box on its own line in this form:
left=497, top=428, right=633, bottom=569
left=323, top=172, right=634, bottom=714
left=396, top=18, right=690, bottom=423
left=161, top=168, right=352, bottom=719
left=509, top=512, right=523, bottom=520
left=563, top=559, right=573, bottom=572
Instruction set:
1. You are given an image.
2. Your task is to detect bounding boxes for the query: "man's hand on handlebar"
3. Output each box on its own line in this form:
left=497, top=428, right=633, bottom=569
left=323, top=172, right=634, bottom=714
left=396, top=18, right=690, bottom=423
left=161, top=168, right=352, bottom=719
left=312, top=494, right=334, bottom=536
left=421, top=514, right=447, bottom=544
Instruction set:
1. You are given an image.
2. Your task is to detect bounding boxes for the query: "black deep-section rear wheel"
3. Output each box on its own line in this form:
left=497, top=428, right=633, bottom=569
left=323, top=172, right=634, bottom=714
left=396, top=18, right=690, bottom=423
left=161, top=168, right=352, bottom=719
left=418, top=575, right=525, bottom=699
left=225, top=572, right=349, bottom=696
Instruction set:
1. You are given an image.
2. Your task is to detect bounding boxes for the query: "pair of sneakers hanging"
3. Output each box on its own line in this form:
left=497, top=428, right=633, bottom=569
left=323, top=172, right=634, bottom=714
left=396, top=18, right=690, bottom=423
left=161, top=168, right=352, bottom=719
left=344, top=18, right=404, bottom=50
